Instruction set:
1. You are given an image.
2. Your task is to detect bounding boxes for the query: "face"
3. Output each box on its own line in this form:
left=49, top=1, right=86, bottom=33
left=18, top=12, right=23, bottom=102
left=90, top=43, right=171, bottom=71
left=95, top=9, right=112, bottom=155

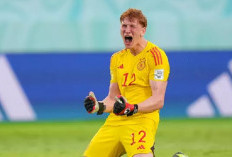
left=120, top=17, right=146, bottom=49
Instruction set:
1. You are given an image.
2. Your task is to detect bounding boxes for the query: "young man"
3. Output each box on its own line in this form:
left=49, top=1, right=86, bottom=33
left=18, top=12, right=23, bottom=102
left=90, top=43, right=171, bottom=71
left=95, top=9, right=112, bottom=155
left=83, top=8, right=170, bottom=157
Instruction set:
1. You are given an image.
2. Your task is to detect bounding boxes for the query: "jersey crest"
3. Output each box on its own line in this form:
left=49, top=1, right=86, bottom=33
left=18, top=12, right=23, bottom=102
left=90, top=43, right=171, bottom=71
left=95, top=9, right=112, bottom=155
left=137, top=58, right=146, bottom=71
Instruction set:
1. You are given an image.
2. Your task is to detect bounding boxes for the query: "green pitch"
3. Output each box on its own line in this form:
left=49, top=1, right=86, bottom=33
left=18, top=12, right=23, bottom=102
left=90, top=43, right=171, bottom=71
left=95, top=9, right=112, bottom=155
left=0, top=118, right=231, bottom=157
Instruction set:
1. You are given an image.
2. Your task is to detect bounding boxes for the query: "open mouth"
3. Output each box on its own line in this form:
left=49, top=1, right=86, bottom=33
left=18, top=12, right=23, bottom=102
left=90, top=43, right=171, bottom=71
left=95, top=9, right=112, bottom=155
left=124, top=36, right=133, bottom=45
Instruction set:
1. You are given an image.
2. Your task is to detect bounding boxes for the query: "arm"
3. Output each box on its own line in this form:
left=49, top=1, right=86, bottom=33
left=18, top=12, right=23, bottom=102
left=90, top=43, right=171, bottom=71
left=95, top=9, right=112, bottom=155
left=113, top=80, right=168, bottom=116
left=137, top=80, right=168, bottom=113
left=101, top=83, right=121, bottom=113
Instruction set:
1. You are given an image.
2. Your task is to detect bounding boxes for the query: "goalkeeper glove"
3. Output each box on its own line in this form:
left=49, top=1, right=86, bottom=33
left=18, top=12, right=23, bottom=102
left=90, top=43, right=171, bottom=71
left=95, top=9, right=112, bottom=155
left=113, top=95, right=138, bottom=116
left=84, top=91, right=105, bottom=115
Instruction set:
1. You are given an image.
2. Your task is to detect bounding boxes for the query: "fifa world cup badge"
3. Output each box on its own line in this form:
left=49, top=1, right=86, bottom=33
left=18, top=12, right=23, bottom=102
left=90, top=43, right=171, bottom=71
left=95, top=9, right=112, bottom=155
left=137, top=58, right=146, bottom=71
left=154, top=69, right=164, bottom=80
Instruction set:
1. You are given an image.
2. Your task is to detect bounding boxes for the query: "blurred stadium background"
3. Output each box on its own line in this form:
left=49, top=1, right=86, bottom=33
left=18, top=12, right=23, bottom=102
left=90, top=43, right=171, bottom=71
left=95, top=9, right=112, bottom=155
left=0, top=0, right=232, bottom=157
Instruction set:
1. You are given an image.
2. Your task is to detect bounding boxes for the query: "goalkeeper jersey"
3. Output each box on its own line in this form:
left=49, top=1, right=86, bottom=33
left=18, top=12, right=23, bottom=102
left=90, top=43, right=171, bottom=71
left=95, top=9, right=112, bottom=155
left=104, top=41, right=170, bottom=126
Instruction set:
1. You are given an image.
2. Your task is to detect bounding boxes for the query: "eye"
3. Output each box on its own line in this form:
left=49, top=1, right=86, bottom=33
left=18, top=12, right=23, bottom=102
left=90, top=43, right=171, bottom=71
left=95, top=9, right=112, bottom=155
left=122, top=24, right=127, bottom=28
left=131, top=25, right=136, bottom=28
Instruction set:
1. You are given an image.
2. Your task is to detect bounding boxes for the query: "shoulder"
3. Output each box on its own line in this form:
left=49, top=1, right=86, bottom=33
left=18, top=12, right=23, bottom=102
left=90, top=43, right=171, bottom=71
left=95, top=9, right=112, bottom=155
left=110, top=49, right=126, bottom=66
left=146, top=41, right=166, bottom=55
left=111, top=49, right=127, bottom=62
left=145, top=42, right=169, bottom=66
left=111, top=49, right=127, bottom=58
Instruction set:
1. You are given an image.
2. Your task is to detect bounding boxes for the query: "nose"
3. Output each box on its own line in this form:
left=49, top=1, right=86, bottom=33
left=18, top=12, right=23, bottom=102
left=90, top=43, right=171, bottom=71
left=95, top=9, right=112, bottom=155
left=125, top=26, right=131, bottom=33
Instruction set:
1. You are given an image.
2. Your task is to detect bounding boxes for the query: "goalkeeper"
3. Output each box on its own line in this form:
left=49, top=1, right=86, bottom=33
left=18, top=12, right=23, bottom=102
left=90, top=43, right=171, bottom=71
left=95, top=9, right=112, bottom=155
left=83, top=8, right=170, bottom=157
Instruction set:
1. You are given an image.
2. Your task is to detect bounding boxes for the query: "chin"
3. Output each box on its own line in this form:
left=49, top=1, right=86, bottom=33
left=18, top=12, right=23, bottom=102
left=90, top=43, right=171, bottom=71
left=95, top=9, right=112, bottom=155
left=124, top=43, right=133, bottom=49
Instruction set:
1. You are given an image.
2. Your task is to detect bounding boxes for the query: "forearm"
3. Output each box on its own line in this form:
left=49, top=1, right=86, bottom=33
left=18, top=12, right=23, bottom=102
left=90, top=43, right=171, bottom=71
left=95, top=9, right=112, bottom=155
left=136, top=80, right=167, bottom=113
left=101, top=96, right=115, bottom=113
left=137, top=95, right=164, bottom=113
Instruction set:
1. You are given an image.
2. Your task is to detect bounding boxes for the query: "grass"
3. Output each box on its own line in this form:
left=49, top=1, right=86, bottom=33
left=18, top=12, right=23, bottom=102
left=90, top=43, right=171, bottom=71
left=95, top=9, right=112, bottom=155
left=155, top=118, right=232, bottom=157
left=0, top=118, right=231, bottom=157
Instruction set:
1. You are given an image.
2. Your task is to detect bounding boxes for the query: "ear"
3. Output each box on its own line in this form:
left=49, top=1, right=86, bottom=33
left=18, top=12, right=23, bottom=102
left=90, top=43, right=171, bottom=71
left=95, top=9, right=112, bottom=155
left=141, top=27, right=146, bottom=37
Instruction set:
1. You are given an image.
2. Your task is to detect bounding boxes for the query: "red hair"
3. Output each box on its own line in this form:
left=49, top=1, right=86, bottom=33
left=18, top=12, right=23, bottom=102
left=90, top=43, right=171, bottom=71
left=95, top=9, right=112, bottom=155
left=120, top=8, right=147, bottom=28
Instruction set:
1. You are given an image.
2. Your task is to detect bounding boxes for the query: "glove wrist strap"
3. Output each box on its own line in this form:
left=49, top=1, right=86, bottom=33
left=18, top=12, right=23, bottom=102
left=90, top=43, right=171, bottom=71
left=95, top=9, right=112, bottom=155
left=127, top=104, right=138, bottom=116
left=133, top=104, right=138, bottom=114
left=97, top=102, right=106, bottom=115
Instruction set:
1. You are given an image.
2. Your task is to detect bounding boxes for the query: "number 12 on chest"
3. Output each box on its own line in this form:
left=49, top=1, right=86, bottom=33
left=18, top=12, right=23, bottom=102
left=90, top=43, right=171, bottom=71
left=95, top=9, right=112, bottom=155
left=122, top=73, right=136, bottom=86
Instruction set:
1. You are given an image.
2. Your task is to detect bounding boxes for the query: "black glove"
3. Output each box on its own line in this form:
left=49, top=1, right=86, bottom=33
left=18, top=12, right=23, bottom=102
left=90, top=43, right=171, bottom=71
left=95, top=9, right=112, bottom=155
left=113, top=95, right=138, bottom=116
left=84, top=91, right=105, bottom=115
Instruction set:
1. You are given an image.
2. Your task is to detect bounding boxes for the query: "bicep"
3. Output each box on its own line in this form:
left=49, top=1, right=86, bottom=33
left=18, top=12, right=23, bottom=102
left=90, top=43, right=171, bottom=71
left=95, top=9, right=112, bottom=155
left=150, top=80, right=168, bottom=99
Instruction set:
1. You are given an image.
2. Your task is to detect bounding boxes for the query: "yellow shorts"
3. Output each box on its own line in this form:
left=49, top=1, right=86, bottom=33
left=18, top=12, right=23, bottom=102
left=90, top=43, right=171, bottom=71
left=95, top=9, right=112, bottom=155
left=83, top=118, right=159, bottom=157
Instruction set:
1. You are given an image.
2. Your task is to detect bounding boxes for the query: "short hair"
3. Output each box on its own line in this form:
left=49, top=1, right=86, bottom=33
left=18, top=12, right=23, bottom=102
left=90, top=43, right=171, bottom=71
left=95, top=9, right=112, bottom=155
left=120, top=8, right=147, bottom=28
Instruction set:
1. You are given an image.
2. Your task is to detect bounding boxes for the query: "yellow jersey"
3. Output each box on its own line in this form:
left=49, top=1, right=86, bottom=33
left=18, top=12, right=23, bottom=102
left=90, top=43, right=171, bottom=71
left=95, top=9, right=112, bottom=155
left=104, top=41, right=170, bottom=126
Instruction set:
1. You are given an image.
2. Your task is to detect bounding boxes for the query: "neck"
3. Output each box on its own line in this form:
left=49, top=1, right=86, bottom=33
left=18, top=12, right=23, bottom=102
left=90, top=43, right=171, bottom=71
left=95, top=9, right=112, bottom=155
left=130, top=38, right=147, bottom=56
